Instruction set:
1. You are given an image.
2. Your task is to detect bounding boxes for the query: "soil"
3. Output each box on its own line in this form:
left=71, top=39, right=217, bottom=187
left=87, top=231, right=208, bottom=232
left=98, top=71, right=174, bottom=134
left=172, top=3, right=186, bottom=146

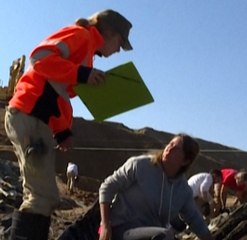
left=49, top=175, right=99, bottom=239
left=0, top=159, right=99, bottom=240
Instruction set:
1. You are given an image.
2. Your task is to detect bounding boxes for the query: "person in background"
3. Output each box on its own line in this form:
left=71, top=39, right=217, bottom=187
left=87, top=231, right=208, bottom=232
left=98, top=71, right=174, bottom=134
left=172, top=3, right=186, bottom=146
left=4, top=9, right=133, bottom=240
left=99, top=133, right=214, bottom=240
left=215, top=168, right=247, bottom=213
left=188, top=169, right=222, bottom=221
left=67, top=162, right=79, bottom=194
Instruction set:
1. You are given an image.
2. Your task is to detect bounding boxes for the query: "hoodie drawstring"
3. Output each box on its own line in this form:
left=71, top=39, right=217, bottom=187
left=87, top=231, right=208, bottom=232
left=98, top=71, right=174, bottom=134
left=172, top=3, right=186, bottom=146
left=159, top=171, right=174, bottom=227
left=159, top=171, right=165, bottom=217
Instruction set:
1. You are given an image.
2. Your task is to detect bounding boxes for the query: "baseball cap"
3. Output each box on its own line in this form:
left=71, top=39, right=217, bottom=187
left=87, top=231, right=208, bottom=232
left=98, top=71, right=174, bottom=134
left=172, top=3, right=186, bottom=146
left=97, top=9, right=133, bottom=51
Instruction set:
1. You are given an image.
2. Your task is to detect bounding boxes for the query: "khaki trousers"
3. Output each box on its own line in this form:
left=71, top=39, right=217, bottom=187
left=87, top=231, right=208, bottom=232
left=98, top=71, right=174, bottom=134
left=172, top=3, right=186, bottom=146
left=5, top=108, right=60, bottom=216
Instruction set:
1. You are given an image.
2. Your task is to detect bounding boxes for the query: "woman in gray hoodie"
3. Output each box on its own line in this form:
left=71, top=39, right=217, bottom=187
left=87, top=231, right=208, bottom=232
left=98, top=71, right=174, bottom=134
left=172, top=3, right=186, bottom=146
left=99, top=133, right=213, bottom=240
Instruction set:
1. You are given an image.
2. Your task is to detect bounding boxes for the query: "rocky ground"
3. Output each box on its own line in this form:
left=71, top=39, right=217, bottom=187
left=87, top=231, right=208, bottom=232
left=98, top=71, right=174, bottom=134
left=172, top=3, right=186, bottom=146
left=0, top=158, right=99, bottom=240
left=0, top=158, right=247, bottom=240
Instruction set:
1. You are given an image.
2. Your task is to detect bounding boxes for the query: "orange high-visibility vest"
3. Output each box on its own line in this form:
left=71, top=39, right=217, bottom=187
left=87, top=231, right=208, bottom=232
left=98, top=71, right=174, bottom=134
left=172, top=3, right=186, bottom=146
left=9, top=25, right=104, bottom=139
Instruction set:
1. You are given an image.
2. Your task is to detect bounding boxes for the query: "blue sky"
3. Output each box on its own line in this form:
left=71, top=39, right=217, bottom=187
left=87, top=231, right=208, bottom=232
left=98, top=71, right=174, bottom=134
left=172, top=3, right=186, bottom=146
left=1, top=1, right=247, bottom=151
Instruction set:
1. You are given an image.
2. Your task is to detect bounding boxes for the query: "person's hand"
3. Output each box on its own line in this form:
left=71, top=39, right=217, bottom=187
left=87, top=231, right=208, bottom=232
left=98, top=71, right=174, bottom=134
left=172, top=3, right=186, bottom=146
left=213, top=200, right=222, bottom=216
left=99, top=223, right=112, bottom=240
left=56, top=136, right=73, bottom=152
left=88, top=68, right=105, bottom=86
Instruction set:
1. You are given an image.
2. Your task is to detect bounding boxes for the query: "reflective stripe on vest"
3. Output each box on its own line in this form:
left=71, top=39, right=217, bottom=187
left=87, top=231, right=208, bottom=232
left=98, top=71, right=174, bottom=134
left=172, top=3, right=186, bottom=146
left=30, top=40, right=70, bottom=65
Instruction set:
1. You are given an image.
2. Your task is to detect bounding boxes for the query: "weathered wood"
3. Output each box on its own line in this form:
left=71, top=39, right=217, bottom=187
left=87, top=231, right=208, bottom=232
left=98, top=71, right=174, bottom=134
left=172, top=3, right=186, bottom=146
left=212, top=203, right=247, bottom=240
left=0, top=145, right=13, bottom=151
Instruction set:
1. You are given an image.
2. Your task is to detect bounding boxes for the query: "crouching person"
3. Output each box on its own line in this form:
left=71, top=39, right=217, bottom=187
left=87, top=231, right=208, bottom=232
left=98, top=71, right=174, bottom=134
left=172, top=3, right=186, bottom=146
left=99, top=133, right=214, bottom=240
left=188, top=169, right=223, bottom=221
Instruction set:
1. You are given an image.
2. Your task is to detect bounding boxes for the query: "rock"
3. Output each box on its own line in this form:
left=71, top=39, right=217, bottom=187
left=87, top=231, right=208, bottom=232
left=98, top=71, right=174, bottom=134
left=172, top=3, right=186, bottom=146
left=212, top=203, right=247, bottom=240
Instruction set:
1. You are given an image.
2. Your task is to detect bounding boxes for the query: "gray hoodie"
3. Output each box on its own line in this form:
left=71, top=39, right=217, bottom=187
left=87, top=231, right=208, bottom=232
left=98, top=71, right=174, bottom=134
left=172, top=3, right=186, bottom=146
left=99, top=154, right=211, bottom=238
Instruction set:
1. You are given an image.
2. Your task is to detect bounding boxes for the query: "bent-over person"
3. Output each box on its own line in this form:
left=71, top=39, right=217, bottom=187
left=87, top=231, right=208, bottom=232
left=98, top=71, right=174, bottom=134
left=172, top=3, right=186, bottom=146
left=67, top=162, right=79, bottom=194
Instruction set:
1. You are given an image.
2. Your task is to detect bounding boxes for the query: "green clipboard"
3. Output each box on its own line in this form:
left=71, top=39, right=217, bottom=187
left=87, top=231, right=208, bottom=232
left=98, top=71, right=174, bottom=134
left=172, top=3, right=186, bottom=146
left=74, top=61, right=154, bottom=121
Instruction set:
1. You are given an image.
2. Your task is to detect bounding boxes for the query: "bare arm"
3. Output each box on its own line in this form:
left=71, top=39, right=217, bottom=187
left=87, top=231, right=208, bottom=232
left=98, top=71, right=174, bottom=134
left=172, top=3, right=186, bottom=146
left=232, top=197, right=239, bottom=206
left=213, top=183, right=222, bottom=215
left=220, top=185, right=228, bottom=209
left=235, top=190, right=244, bottom=205
left=99, top=202, right=112, bottom=240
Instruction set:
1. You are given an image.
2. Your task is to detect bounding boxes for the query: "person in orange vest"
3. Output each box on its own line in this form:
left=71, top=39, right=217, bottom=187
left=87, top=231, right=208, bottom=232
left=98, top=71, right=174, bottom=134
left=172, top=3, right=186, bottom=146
left=4, top=9, right=133, bottom=240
